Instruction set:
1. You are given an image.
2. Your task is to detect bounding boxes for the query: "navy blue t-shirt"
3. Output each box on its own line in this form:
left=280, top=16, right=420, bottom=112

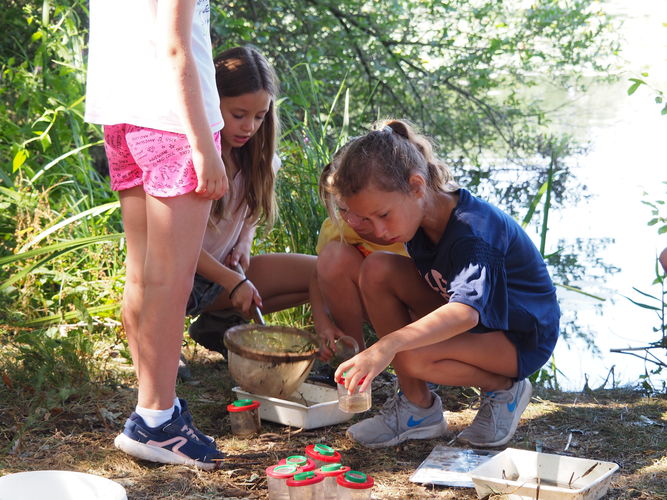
left=407, top=188, right=560, bottom=351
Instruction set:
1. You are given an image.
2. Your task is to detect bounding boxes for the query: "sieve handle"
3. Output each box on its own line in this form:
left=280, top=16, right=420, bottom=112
left=232, top=263, right=265, bottom=325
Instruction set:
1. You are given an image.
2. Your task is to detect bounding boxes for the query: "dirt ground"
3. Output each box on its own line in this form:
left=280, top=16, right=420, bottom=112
left=1, top=348, right=666, bottom=499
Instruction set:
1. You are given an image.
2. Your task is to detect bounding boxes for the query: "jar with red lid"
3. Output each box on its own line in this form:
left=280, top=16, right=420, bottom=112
left=304, top=443, right=342, bottom=467
left=315, top=463, right=351, bottom=500
left=265, top=464, right=299, bottom=500
left=285, top=471, right=324, bottom=500
left=226, top=399, right=261, bottom=435
left=278, top=455, right=316, bottom=472
left=336, top=470, right=375, bottom=500
left=337, top=372, right=371, bottom=413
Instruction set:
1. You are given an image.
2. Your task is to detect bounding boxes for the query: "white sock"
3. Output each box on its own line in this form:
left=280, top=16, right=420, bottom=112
left=173, top=397, right=181, bottom=411
left=135, top=405, right=174, bottom=428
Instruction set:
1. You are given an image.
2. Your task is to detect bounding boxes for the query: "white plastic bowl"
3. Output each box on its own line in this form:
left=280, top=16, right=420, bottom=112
left=0, top=470, right=127, bottom=500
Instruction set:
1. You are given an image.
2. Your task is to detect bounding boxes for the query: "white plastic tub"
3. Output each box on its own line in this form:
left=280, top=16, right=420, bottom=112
left=469, top=448, right=619, bottom=500
left=232, top=382, right=354, bottom=429
left=0, top=470, right=127, bottom=500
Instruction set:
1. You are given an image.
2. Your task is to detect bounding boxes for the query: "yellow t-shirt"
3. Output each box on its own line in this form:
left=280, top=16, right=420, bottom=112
left=316, top=217, right=408, bottom=257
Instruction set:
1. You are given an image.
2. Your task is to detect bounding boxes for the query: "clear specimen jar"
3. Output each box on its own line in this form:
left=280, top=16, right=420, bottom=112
left=226, top=399, right=261, bottom=435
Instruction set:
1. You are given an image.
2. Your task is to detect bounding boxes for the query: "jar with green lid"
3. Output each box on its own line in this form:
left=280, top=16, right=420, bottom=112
left=278, top=455, right=316, bottom=472
left=265, top=463, right=299, bottom=500
left=226, top=399, right=261, bottom=435
left=336, top=470, right=375, bottom=500
left=304, top=443, right=342, bottom=467
left=337, top=372, right=371, bottom=413
left=285, top=471, right=324, bottom=500
left=315, top=463, right=351, bottom=500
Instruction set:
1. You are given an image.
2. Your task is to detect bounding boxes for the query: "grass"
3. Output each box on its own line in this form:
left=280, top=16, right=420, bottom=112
left=0, top=344, right=665, bottom=499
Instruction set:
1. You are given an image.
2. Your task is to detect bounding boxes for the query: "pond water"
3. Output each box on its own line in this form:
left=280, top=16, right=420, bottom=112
left=538, top=0, right=667, bottom=391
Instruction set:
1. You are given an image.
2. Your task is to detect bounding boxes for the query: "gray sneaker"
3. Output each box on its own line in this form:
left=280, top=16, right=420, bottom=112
left=457, top=379, right=532, bottom=448
left=346, top=392, right=447, bottom=448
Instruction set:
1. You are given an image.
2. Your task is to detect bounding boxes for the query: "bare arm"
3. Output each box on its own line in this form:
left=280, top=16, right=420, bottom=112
left=335, top=302, right=479, bottom=393
left=196, top=248, right=261, bottom=314
left=309, top=268, right=346, bottom=360
left=156, top=0, right=227, bottom=199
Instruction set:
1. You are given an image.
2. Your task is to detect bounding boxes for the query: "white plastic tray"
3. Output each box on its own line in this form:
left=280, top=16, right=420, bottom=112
left=232, top=382, right=354, bottom=429
left=469, top=448, right=619, bottom=500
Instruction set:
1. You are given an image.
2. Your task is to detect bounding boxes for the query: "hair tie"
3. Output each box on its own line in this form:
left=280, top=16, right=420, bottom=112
left=383, top=125, right=393, bottom=134
left=229, top=277, right=249, bottom=299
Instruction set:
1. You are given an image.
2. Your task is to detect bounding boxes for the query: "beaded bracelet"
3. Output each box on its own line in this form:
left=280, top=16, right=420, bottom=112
left=228, top=277, right=249, bottom=299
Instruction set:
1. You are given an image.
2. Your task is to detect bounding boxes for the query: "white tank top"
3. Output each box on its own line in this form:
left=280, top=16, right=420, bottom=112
left=84, top=0, right=223, bottom=134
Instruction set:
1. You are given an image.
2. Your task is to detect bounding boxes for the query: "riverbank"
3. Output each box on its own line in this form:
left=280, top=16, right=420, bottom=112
left=0, top=349, right=664, bottom=499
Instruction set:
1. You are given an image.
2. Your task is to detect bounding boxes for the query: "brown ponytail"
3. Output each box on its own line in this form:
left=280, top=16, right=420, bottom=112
left=327, top=119, right=456, bottom=200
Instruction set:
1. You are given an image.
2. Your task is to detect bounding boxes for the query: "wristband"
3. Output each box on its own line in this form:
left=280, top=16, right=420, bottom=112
left=228, top=277, right=249, bottom=300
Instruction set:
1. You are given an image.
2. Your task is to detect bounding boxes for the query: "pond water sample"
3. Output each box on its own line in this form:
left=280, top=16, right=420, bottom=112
left=337, top=372, right=371, bottom=413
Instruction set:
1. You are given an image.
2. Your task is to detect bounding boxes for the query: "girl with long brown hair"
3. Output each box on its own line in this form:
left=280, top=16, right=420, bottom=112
left=185, top=46, right=315, bottom=354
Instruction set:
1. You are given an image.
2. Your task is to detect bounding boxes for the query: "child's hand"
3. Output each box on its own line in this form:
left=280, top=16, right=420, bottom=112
left=229, top=277, right=262, bottom=316
left=316, top=325, right=345, bottom=362
left=226, top=244, right=251, bottom=272
left=334, top=341, right=395, bottom=394
left=193, top=147, right=228, bottom=200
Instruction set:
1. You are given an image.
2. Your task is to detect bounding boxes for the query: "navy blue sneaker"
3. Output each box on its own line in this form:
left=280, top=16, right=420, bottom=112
left=114, top=406, right=224, bottom=470
left=178, top=398, right=215, bottom=446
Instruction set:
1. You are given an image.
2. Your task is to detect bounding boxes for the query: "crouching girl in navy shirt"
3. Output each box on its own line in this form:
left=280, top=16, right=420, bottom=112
left=326, top=119, right=560, bottom=448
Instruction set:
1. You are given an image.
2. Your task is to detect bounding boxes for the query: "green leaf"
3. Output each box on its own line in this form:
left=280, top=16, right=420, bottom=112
left=521, top=181, right=548, bottom=228
left=12, top=149, right=28, bottom=171
left=0, top=233, right=124, bottom=267
left=627, top=81, right=642, bottom=96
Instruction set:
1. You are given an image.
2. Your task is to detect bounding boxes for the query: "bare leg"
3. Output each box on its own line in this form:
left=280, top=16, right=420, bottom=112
left=316, top=242, right=368, bottom=348
left=359, top=252, right=518, bottom=408
left=137, top=192, right=211, bottom=410
left=246, top=253, right=315, bottom=313
left=119, top=186, right=147, bottom=377
left=201, top=253, right=316, bottom=314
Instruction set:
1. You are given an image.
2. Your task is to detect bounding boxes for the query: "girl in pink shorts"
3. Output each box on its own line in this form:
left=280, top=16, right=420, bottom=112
left=85, top=0, right=227, bottom=469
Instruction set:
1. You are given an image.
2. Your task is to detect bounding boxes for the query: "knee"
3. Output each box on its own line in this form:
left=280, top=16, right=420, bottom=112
left=358, top=251, right=396, bottom=292
left=398, top=350, right=430, bottom=379
left=317, top=242, right=362, bottom=282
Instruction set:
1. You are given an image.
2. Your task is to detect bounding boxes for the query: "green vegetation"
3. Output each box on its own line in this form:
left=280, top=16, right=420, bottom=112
left=1, top=0, right=626, bottom=429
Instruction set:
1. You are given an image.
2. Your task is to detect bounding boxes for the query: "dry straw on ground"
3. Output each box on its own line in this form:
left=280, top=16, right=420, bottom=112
left=1, top=348, right=665, bottom=499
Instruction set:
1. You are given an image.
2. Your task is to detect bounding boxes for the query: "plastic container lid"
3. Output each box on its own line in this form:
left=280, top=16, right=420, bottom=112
left=226, top=399, right=260, bottom=412
left=279, top=455, right=316, bottom=471
left=316, top=463, right=351, bottom=477
left=337, top=371, right=367, bottom=386
left=285, top=471, right=324, bottom=487
left=336, top=470, right=375, bottom=489
left=265, top=464, right=299, bottom=479
left=305, top=443, right=342, bottom=463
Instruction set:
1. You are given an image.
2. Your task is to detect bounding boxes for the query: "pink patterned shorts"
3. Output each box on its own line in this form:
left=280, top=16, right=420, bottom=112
left=103, top=123, right=221, bottom=197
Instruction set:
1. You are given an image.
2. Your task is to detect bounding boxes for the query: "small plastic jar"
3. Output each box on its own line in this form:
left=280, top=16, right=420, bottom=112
left=336, top=470, right=375, bottom=500
left=226, top=399, right=261, bottom=436
left=265, top=464, right=299, bottom=500
left=279, top=455, right=316, bottom=472
left=305, top=443, right=342, bottom=467
left=315, top=463, right=351, bottom=500
left=337, top=372, right=371, bottom=413
left=286, top=471, right=324, bottom=500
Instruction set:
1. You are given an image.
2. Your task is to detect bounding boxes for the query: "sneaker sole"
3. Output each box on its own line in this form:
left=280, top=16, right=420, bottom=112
left=461, top=381, right=534, bottom=448
left=114, top=433, right=222, bottom=470
left=347, top=416, right=448, bottom=448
